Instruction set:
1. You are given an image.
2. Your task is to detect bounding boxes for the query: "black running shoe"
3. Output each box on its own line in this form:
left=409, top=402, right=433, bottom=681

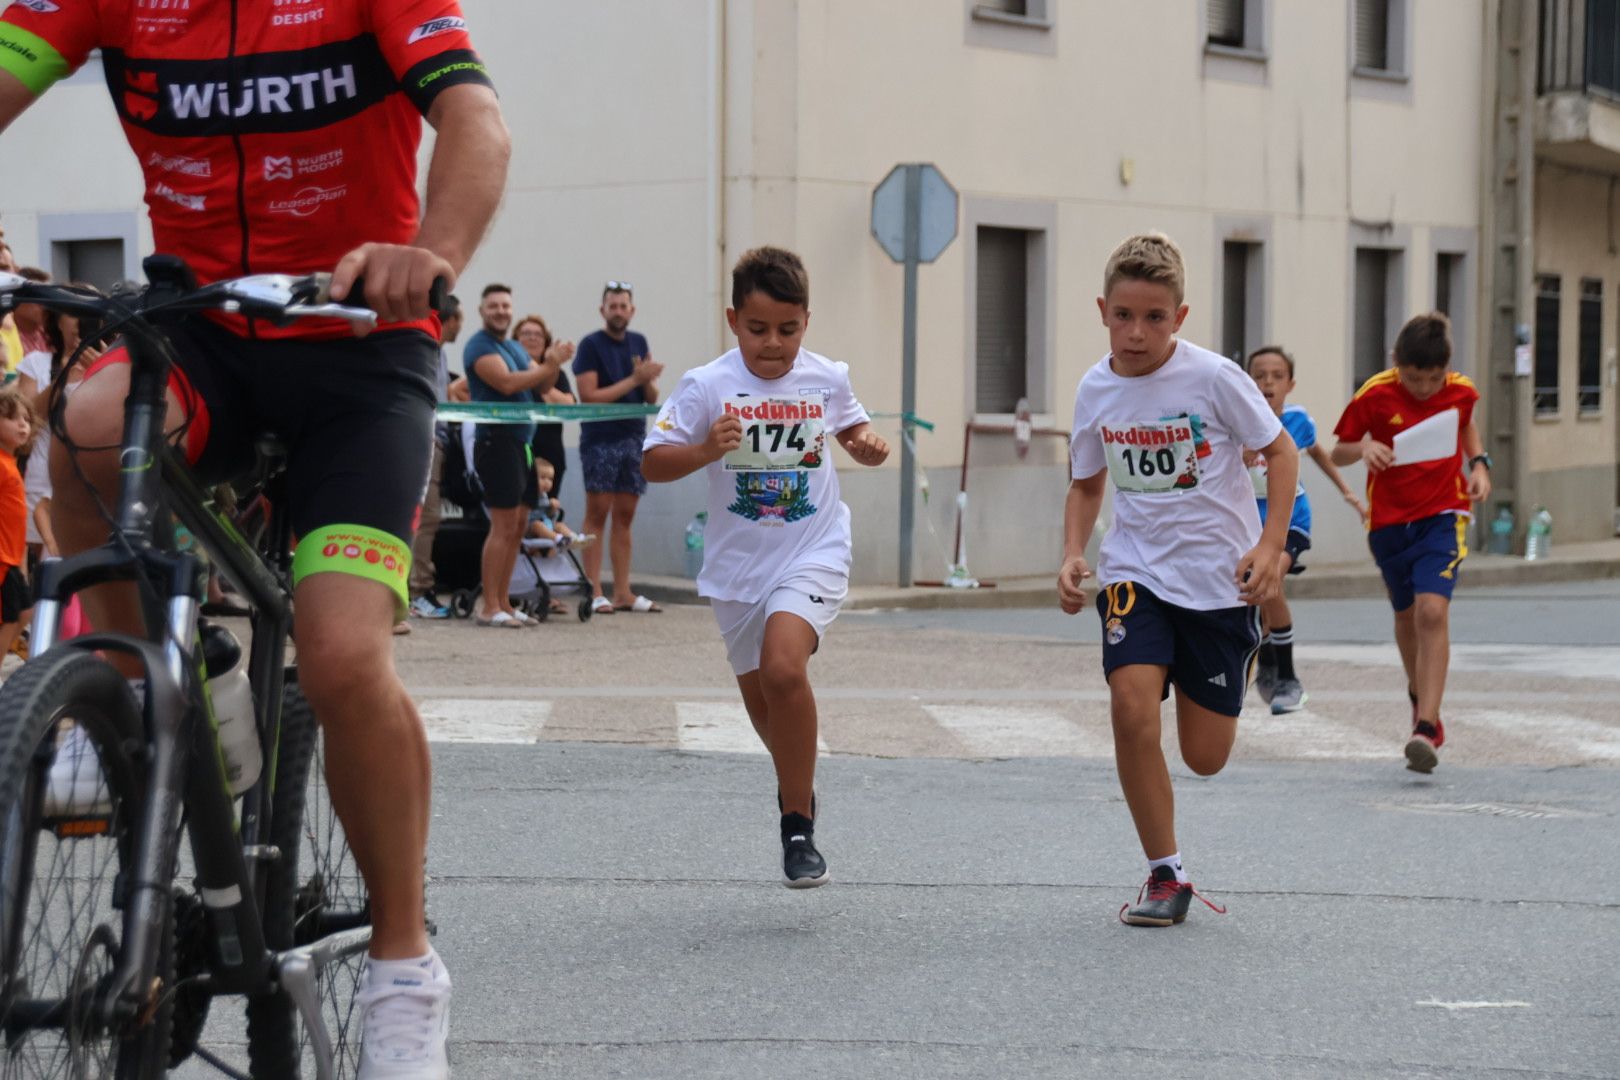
left=781, top=812, right=829, bottom=889
left=1119, top=865, right=1226, bottom=926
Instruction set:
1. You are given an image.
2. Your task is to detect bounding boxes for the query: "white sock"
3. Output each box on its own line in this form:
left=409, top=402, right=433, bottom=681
left=1148, top=853, right=1187, bottom=884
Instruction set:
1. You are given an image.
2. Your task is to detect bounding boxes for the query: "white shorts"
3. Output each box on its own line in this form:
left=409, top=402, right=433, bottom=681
left=710, top=566, right=849, bottom=676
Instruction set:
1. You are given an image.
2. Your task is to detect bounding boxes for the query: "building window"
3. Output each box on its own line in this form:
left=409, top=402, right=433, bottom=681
left=49, top=238, right=126, bottom=293
left=1435, top=252, right=1462, bottom=319
left=1535, top=274, right=1561, bottom=416
left=975, top=226, right=1034, bottom=415
left=970, top=0, right=1048, bottom=25
left=1208, top=0, right=1246, bottom=47
left=1353, top=247, right=1396, bottom=388
left=1221, top=240, right=1264, bottom=364
left=1579, top=278, right=1602, bottom=414
left=1352, top=0, right=1409, bottom=78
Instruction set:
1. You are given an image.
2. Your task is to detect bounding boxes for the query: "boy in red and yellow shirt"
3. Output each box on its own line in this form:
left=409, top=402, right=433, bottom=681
left=1331, top=313, right=1491, bottom=773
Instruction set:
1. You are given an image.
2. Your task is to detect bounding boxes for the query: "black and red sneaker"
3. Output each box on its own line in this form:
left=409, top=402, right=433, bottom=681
left=1119, top=865, right=1226, bottom=927
left=1405, top=717, right=1446, bottom=773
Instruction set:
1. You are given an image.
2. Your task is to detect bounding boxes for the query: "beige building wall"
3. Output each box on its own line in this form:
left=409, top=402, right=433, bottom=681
left=1, top=1, right=1499, bottom=583
left=1528, top=165, right=1620, bottom=539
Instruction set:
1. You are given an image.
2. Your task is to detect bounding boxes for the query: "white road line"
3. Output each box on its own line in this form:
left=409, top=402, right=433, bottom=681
left=922, top=704, right=1115, bottom=759
left=1297, top=644, right=1620, bottom=683
left=1238, top=705, right=1392, bottom=760
left=674, top=702, right=829, bottom=756
left=1415, top=999, right=1532, bottom=1011
left=1463, top=710, right=1620, bottom=761
left=417, top=699, right=551, bottom=744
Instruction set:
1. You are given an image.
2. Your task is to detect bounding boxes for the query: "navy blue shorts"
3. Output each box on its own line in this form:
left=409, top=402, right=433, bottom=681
left=1368, top=512, right=1468, bottom=612
left=580, top=435, right=648, bottom=496
left=1284, top=527, right=1311, bottom=575
left=1097, top=581, right=1262, bottom=718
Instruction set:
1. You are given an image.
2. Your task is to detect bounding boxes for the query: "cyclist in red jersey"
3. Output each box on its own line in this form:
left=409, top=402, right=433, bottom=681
left=1, top=3, right=510, bottom=1075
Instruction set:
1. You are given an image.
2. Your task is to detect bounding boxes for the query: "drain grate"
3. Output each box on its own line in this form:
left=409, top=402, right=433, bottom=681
left=1384, top=801, right=1582, bottom=820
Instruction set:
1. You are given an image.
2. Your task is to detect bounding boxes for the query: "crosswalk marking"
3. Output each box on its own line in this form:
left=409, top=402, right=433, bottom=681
left=674, top=702, right=829, bottom=757
left=1238, top=706, right=1391, bottom=760
left=1297, top=644, right=1620, bottom=683
left=417, top=698, right=551, bottom=744
left=922, top=704, right=1115, bottom=759
left=1463, top=709, right=1620, bottom=761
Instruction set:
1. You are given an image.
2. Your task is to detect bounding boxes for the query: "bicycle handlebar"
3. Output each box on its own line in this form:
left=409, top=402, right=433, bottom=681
left=0, top=264, right=449, bottom=333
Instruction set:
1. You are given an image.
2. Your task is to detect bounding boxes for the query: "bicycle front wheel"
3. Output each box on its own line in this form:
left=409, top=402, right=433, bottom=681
left=247, top=683, right=370, bottom=1078
left=0, top=649, right=171, bottom=1079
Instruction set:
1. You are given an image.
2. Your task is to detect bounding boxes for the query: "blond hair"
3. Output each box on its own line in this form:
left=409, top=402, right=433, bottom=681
left=0, top=387, right=40, bottom=455
left=1103, top=232, right=1186, bottom=304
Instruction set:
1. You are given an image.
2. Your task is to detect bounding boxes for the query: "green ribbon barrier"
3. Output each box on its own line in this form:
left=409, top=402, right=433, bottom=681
left=868, top=410, right=935, bottom=433
left=436, top=402, right=662, bottom=424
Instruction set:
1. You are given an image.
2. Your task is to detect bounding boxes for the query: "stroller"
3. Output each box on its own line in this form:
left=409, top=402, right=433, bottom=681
left=432, top=421, right=595, bottom=623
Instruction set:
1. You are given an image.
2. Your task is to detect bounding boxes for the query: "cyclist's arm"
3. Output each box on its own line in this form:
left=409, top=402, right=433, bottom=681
left=329, top=84, right=509, bottom=323
left=0, top=69, right=34, bottom=136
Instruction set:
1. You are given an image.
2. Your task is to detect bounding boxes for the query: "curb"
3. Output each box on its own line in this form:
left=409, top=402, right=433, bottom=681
left=633, top=546, right=1620, bottom=611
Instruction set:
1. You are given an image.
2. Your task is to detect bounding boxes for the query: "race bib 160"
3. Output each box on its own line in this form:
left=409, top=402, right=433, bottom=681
left=1101, top=420, right=1201, bottom=494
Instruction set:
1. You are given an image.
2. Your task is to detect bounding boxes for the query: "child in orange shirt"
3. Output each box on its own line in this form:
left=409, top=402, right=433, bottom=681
left=0, top=387, right=37, bottom=662
left=1331, top=313, right=1490, bottom=772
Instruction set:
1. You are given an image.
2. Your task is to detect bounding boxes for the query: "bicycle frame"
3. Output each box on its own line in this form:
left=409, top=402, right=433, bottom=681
left=23, top=279, right=301, bottom=1026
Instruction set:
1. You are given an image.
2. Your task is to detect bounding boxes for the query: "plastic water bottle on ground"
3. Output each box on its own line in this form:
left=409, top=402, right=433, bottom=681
left=1524, top=507, right=1552, bottom=561
left=684, top=511, right=707, bottom=580
left=1488, top=506, right=1514, bottom=556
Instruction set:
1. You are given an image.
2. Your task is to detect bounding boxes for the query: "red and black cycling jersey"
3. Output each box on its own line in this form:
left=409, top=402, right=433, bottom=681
left=0, top=0, right=494, bottom=340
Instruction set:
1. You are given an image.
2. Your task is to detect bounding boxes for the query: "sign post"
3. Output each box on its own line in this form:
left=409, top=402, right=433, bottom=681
left=871, top=163, right=957, bottom=587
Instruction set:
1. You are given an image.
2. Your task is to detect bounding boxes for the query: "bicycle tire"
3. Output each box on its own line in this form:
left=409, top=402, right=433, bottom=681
left=0, top=649, right=172, bottom=1079
left=246, top=683, right=370, bottom=1078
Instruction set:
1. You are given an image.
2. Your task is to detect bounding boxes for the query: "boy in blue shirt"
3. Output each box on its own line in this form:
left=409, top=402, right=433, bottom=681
left=1244, top=346, right=1367, bottom=712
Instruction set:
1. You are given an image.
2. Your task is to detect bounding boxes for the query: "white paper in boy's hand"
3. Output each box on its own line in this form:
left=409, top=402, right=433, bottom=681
left=1392, top=408, right=1460, bottom=465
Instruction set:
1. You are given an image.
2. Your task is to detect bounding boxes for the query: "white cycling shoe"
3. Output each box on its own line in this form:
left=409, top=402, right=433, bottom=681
left=43, top=724, right=112, bottom=817
left=357, top=948, right=452, bottom=1079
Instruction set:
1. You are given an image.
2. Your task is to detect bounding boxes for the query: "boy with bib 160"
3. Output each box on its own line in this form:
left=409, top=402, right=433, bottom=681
left=643, top=246, right=888, bottom=888
left=1057, top=233, right=1299, bottom=926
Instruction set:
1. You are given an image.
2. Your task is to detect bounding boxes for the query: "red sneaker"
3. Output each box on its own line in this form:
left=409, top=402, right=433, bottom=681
left=1405, top=718, right=1444, bottom=773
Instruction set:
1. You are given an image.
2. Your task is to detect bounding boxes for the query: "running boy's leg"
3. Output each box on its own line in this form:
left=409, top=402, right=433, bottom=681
left=1109, top=663, right=1177, bottom=859
left=1174, top=689, right=1239, bottom=777
left=744, top=611, right=820, bottom=817
left=1411, top=592, right=1451, bottom=723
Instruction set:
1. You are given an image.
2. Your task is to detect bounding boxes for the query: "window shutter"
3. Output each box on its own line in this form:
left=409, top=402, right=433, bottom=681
left=1355, top=0, right=1389, bottom=69
left=1208, top=0, right=1245, bottom=47
left=975, top=227, right=1029, bottom=415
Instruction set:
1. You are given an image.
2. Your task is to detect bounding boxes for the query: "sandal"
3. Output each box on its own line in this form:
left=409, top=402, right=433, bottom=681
left=475, top=611, right=524, bottom=629
left=614, top=595, right=663, bottom=613
left=590, top=596, right=615, bottom=615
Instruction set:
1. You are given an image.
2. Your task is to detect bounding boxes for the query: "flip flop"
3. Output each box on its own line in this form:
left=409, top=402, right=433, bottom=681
left=614, top=595, right=663, bottom=613
left=475, top=611, right=524, bottom=629
left=590, top=596, right=616, bottom=615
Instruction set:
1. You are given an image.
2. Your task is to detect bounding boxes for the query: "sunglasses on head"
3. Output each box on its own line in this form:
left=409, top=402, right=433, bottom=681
left=603, top=280, right=633, bottom=294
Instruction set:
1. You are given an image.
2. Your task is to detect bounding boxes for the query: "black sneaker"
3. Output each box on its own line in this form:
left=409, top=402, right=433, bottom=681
left=780, top=812, right=829, bottom=889
left=1118, top=865, right=1226, bottom=927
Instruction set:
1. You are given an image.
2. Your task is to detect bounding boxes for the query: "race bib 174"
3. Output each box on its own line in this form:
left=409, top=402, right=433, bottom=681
left=1101, top=420, right=1201, bottom=493
left=722, top=396, right=827, bottom=472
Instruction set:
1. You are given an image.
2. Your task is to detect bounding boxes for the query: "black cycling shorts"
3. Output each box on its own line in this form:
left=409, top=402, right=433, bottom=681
left=474, top=429, right=538, bottom=510
left=86, top=318, right=437, bottom=613
left=0, top=565, right=27, bottom=624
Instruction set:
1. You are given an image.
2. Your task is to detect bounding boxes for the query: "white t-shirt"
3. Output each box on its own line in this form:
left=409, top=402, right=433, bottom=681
left=1069, top=339, right=1283, bottom=610
left=645, top=348, right=870, bottom=603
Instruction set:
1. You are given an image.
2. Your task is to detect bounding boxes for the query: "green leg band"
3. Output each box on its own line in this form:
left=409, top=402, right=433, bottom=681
left=292, top=525, right=412, bottom=618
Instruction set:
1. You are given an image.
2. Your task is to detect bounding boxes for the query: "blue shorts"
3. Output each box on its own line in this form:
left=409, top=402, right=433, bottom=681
left=1368, top=513, right=1468, bottom=612
left=580, top=434, right=648, bottom=496
left=1097, top=581, right=1262, bottom=718
left=1283, top=527, right=1311, bottom=575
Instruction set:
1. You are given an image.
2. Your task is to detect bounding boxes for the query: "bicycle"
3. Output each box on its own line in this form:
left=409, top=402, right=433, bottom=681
left=0, top=257, right=427, bottom=1078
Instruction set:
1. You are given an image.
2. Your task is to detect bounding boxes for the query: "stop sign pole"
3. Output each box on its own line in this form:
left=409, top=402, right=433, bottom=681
left=871, top=163, right=957, bottom=587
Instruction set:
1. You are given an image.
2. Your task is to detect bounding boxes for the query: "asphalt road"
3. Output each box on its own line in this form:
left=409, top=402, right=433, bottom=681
left=175, top=581, right=1619, bottom=1079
